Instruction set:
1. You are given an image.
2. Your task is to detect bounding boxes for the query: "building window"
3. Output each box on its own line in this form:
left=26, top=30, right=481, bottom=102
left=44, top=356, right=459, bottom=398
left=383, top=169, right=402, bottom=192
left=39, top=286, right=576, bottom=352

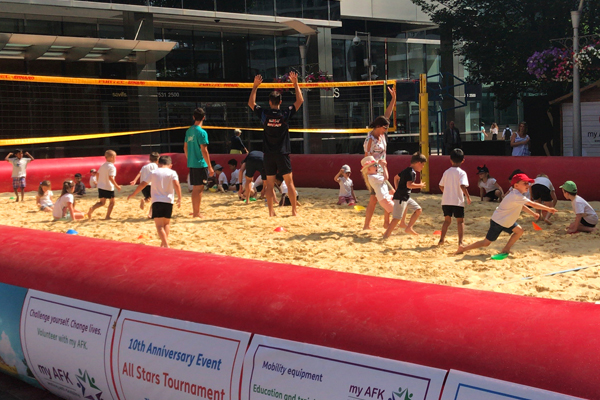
left=248, top=35, right=275, bottom=79
left=223, top=33, right=249, bottom=81
left=276, top=36, right=300, bottom=77
left=388, top=42, right=407, bottom=80
left=248, top=0, right=274, bottom=16
left=217, top=0, right=245, bottom=13
left=194, top=31, right=223, bottom=80
left=182, top=0, right=215, bottom=11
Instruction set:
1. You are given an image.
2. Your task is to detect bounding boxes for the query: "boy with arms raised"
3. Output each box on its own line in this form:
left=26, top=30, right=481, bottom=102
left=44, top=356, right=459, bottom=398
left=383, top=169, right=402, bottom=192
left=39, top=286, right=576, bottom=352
left=5, top=149, right=34, bottom=202
left=438, top=149, right=471, bottom=246
left=128, top=156, right=182, bottom=248
left=248, top=71, right=303, bottom=217
left=457, top=174, right=557, bottom=255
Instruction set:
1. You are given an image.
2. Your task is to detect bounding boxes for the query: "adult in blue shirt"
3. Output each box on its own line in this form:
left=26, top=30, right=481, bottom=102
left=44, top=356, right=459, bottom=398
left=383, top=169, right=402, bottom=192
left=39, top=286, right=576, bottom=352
left=248, top=71, right=303, bottom=217
left=184, top=107, right=214, bottom=218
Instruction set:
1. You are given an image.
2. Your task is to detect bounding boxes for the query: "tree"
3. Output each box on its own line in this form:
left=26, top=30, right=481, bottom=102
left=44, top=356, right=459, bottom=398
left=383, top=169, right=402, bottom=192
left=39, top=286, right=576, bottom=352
left=411, top=0, right=600, bottom=108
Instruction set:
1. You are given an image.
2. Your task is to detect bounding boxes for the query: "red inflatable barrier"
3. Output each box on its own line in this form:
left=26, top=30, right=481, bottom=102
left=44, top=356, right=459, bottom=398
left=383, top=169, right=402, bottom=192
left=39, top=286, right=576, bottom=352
left=0, top=225, right=598, bottom=398
left=1, top=153, right=598, bottom=201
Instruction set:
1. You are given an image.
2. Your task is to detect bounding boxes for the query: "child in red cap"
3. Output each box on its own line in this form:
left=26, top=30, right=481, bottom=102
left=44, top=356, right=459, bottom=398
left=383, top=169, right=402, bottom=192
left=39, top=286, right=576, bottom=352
left=456, top=173, right=558, bottom=255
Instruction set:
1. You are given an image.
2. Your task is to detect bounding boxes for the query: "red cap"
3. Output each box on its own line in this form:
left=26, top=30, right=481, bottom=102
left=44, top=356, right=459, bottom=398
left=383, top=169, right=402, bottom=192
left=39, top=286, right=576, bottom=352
left=511, top=173, right=535, bottom=186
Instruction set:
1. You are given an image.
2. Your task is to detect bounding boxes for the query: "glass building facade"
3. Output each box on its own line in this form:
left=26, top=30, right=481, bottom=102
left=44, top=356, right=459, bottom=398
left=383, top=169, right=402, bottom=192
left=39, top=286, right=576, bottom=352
left=0, top=0, right=448, bottom=157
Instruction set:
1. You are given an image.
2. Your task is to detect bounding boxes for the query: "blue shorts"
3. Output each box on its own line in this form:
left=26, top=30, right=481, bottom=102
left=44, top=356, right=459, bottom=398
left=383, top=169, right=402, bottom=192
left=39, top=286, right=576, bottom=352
left=485, top=219, right=517, bottom=242
left=12, top=177, right=25, bottom=189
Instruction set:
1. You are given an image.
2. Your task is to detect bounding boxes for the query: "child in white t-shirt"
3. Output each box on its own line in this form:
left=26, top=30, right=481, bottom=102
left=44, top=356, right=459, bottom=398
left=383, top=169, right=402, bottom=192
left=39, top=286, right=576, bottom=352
left=228, top=159, right=240, bottom=192
left=214, top=164, right=229, bottom=192
left=128, top=156, right=182, bottom=248
left=130, top=152, right=159, bottom=214
left=530, top=173, right=557, bottom=224
left=438, top=149, right=471, bottom=246
left=88, top=150, right=122, bottom=220
left=275, top=174, right=298, bottom=206
left=457, top=174, right=557, bottom=255
left=334, top=164, right=356, bottom=206
left=53, top=180, right=85, bottom=221
left=5, top=149, right=34, bottom=202
left=361, top=156, right=393, bottom=217
left=477, top=165, right=503, bottom=202
left=36, top=180, right=53, bottom=212
left=560, top=180, right=598, bottom=233
left=89, top=168, right=98, bottom=188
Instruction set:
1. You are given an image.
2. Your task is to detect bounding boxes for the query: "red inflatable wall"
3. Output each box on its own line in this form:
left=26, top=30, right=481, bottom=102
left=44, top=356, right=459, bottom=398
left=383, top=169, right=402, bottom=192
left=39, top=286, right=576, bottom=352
left=0, top=225, right=598, bottom=399
left=1, top=153, right=597, bottom=201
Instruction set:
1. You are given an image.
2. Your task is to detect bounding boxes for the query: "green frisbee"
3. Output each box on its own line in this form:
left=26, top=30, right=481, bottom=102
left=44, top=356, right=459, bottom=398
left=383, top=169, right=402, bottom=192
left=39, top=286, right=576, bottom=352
left=491, top=253, right=509, bottom=260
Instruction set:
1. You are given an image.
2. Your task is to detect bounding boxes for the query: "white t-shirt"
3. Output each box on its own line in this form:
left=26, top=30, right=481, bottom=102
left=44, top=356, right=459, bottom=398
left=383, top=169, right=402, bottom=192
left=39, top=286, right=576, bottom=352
left=230, top=169, right=240, bottom=185
left=9, top=158, right=31, bottom=178
left=572, top=195, right=599, bottom=225
left=53, top=193, right=74, bottom=219
left=280, top=180, right=288, bottom=195
left=97, top=162, right=117, bottom=191
left=151, top=168, right=179, bottom=204
left=363, top=133, right=387, bottom=160
left=254, top=176, right=263, bottom=187
left=478, top=177, right=497, bottom=193
left=491, top=190, right=530, bottom=228
left=218, top=172, right=228, bottom=185
left=368, top=174, right=392, bottom=202
left=90, top=175, right=97, bottom=188
left=507, top=186, right=531, bottom=199
left=338, top=176, right=353, bottom=197
left=533, top=176, right=554, bottom=191
left=39, top=190, right=54, bottom=208
left=439, top=167, right=468, bottom=206
left=140, top=162, right=158, bottom=184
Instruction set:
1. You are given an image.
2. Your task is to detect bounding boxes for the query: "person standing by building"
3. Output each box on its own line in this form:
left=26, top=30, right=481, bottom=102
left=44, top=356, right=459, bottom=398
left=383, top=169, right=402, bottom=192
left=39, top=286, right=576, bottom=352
left=490, top=122, right=499, bottom=141
left=248, top=71, right=303, bottom=217
left=184, top=107, right=214, bottom=218
left=511, top=121, right=531, bottom=156
left=442, top=120, right=461, bottom=155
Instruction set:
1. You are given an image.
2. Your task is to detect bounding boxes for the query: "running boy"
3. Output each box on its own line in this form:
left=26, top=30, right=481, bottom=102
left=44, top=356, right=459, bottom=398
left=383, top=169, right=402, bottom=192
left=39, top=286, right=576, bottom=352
left=383, top=152, right=427, bottom=238
left=132, top=152, right=159, bottom=213
left=5, top=149, right=34, bottom=202
left=128, top=156, right=182, bottom=248
left=560, top=180, right=598, bottom=233
left=88, top=150, right=121, bottom=220
left=438, top=149, right=471, bottom=246
left=457, top=173, right=557, bottom=255
left=185, top=107, right=213, bottom=218
left=248, top=71, right=303, bottom=217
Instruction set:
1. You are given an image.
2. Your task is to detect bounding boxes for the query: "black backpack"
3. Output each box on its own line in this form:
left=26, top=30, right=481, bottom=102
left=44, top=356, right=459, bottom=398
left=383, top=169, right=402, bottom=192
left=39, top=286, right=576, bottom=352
left=503, top=128, right=512, bottom=140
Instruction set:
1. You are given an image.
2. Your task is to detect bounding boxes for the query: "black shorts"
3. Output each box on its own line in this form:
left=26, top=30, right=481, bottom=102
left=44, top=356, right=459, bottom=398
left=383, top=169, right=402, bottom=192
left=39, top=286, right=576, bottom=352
left=255, top=184, right=263, bottom=192
left=152, top=202, right=173, bottom=219
left=235, top=183, right=241, bottom=191
left=442, top=205, right=465, bottom=218
left=485, top=219, right=517, bottom=242
left=221, top=183, right=229, bottom=191
left=531, top=184, right=552, bottom=202
left=98, top=188, right=115, bottom=199
left=581, top=218, right=596, bottom=228
left=484, top=190, right=499, bottom=201
left=279, top=193, right=298, bottom=206
left=189, top=167, right=209, bottom=186
left=142, top=185, right=152, bottom=200
left=264, top=153, right=292, bottom=176
left=245, top=158, right=266, bottom=180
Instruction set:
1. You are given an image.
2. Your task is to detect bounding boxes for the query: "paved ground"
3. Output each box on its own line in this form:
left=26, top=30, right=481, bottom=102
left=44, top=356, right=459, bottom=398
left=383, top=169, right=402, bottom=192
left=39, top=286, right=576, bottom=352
left=0, top=374, right=61, bottom=400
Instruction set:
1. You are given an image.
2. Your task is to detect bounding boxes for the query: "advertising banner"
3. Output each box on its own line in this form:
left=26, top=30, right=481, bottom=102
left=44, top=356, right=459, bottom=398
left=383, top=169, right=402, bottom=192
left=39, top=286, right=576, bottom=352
left=241, top=335, right=446, bottom=400
left=20, top=290, right=119, bottom=400
left=440, top=370, right=585, bottom=400
left=112, top=310, right=250, bottom=400
left=0, top=282, right=40, bottom=388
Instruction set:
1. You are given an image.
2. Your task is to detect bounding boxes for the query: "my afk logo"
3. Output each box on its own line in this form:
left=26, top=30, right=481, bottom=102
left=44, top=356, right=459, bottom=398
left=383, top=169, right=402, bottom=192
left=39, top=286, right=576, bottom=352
left=76, top=369, right=105, bottom=400
left=348, top=384, right=413, bottom=400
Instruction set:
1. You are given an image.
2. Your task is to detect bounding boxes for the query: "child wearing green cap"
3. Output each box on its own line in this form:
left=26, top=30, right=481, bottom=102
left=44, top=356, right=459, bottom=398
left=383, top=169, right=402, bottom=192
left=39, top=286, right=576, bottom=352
left=560, top=181, right=598, bottom=233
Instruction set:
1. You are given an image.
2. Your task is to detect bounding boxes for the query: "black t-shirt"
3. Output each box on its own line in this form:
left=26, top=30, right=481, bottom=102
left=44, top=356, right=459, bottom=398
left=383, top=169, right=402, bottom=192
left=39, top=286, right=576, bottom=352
left=393, top=167, right=415, bottom=202
left=243, top=150, right=264, bottom=164
left=254, top=104, right=297, bottom=154
left=230, top=135, right=245, bottom=151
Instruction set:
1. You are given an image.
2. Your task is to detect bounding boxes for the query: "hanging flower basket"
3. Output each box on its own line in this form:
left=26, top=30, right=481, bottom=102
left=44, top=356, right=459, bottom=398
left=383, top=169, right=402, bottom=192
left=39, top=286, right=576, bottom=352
left=526, top=47, right=573, bottom=82
left=575, top=42, right=600, bottom=70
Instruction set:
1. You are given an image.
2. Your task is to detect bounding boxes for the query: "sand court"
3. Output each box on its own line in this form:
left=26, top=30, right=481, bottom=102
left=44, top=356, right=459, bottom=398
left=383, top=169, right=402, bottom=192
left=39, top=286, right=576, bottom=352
left=1, top=185, right=599, bottom=303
